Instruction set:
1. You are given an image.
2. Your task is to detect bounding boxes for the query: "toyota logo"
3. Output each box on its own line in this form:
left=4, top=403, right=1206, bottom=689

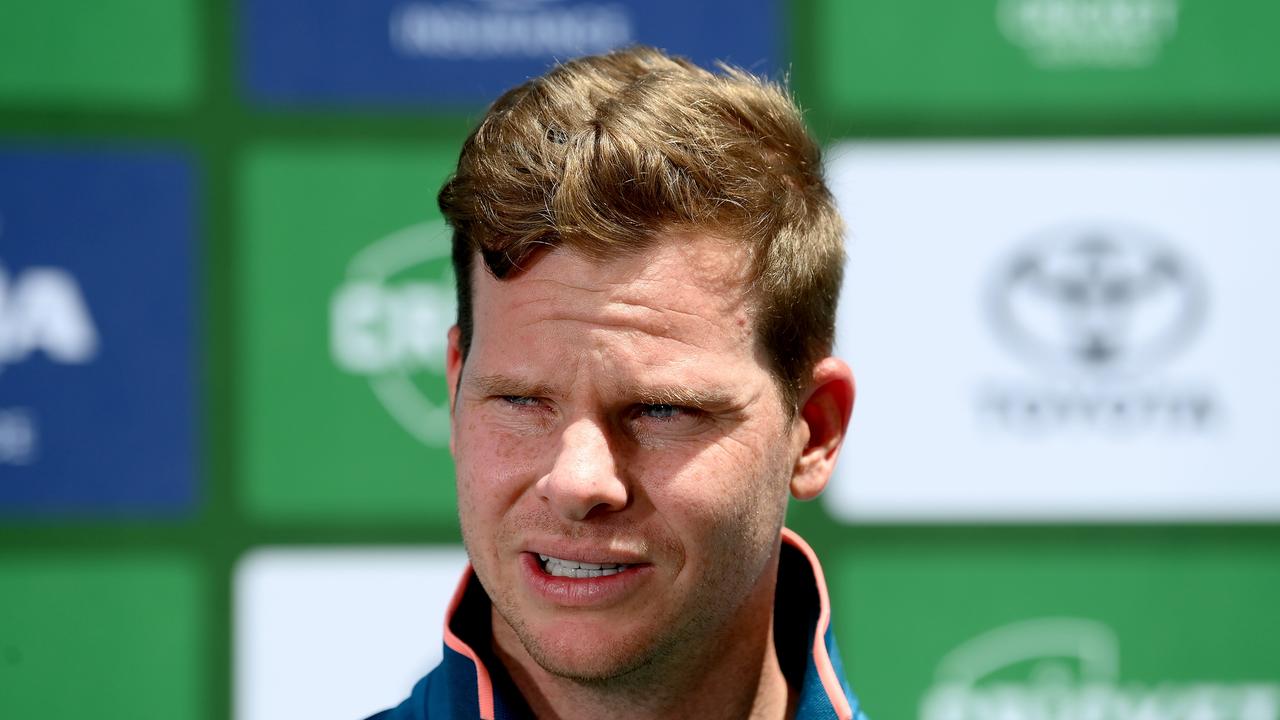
left=987, top=223, right=1207, bottom=381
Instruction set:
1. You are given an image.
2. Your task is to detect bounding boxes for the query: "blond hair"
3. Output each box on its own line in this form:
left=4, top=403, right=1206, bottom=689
left=441, top=46, right=844, bottom=411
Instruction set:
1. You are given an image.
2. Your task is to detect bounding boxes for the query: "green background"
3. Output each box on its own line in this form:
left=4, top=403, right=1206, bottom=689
left=0, top=0, right=198, bottom=108
left=2, top=0, right=1278, bottom=718
left=0, top=556, right=206, bottom=717
left=238, top=144, right=459, bottom=524
left=828, top=526, right=1280, bottom=718
left=802, top=0, right=1280, bottom=134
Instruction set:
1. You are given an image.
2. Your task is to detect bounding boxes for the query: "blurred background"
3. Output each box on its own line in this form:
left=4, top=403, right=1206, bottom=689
left=2, top=0, right=1278, bottom=718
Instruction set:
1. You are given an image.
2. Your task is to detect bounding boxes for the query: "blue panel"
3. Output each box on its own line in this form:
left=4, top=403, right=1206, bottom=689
left=0, top=149, right=197, bottom=515
left=242, top=0, right=780, bottom=107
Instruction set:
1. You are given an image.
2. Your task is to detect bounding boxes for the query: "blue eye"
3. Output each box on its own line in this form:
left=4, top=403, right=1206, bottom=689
left=502, top=396, right=539, bottom=407
left=640, top=404, right=681, bottom=420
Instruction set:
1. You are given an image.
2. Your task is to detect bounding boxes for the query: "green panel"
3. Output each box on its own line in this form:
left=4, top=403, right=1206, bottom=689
left=811, top=0, right=1280, bottom=129
left=830, top=533, right=1280, bottom=719
left=237, top=143, right=464, bottom=524
left=0, top=0, right=197, bottom=107
left=0, top=555, right=206, bottom=720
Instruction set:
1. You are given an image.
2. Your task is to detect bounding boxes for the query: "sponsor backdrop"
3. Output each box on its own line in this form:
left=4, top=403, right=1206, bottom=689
left=1, top=1, right=1277, bottom=718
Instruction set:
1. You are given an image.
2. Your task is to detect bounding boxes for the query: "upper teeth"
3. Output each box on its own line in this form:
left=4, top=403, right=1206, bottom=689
left=539, top=554, right=629, bottom=578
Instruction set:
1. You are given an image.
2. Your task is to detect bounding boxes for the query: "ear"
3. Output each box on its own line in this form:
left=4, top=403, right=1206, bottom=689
left=445, top=325, right=463, bottom=455
left=789, top=357, right=855, bottom=501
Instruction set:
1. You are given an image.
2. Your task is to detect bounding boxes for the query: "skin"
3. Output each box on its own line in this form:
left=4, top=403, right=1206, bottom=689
left=445, top=232, right=855, bottom=720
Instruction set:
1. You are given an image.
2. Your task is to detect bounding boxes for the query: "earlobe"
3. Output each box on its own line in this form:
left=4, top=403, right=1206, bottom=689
left=790, top=357, right=855, bottom=501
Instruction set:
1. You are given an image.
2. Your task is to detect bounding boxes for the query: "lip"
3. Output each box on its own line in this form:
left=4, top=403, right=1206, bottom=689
left=525, top=541, right=649, bottom=567
left=520, top=551, right=653, bottom=608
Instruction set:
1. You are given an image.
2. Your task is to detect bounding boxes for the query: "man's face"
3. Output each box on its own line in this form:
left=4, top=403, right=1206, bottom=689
left=446, top=233, right=805, bottom=681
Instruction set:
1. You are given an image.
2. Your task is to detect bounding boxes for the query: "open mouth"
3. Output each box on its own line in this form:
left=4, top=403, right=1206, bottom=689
left=538, top=554, right=631, bottom=578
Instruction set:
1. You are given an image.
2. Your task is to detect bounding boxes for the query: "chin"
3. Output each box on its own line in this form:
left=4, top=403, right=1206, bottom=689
left=509, top=613, right=668, bottom=684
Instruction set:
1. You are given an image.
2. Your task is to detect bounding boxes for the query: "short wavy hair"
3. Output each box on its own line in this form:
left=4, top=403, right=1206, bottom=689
left=440, top=46, right=844, bottom=412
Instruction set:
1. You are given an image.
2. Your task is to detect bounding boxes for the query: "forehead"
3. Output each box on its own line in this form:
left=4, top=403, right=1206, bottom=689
left=469, top=233, right=758, bottom=349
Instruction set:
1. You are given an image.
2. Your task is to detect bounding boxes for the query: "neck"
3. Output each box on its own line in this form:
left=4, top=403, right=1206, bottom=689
left=491, top=560, right=794, bottom=720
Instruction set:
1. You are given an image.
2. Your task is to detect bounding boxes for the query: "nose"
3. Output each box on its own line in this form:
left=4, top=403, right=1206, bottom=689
left=536, top=417, right=629, bottom=521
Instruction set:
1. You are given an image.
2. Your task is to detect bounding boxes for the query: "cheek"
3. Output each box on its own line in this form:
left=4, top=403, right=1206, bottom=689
left=644, top=448, right=787, bottom=612
left=456, top=410, right=543, bottom=481
left=453, top=417, right=545, bottom=539
left=640, top=438, right=788, bottom=544
left=455, top=433, right=546, bottom=589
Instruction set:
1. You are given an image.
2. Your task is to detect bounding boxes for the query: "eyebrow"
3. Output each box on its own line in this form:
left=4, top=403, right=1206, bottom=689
left=468, top=374, right=738, bottom=410
left=469, top=374, right=556, bottom=399
left=631, top=385, right=737, bottom=410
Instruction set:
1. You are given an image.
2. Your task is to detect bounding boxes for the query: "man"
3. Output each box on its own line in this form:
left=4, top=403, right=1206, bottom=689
left=372, top=46, right=866, bottom=720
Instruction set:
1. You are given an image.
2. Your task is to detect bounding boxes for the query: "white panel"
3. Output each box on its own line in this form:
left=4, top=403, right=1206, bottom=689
left=235, top=546, right=469, bottom=720
left=825, top=140, right=1280, bottom=521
